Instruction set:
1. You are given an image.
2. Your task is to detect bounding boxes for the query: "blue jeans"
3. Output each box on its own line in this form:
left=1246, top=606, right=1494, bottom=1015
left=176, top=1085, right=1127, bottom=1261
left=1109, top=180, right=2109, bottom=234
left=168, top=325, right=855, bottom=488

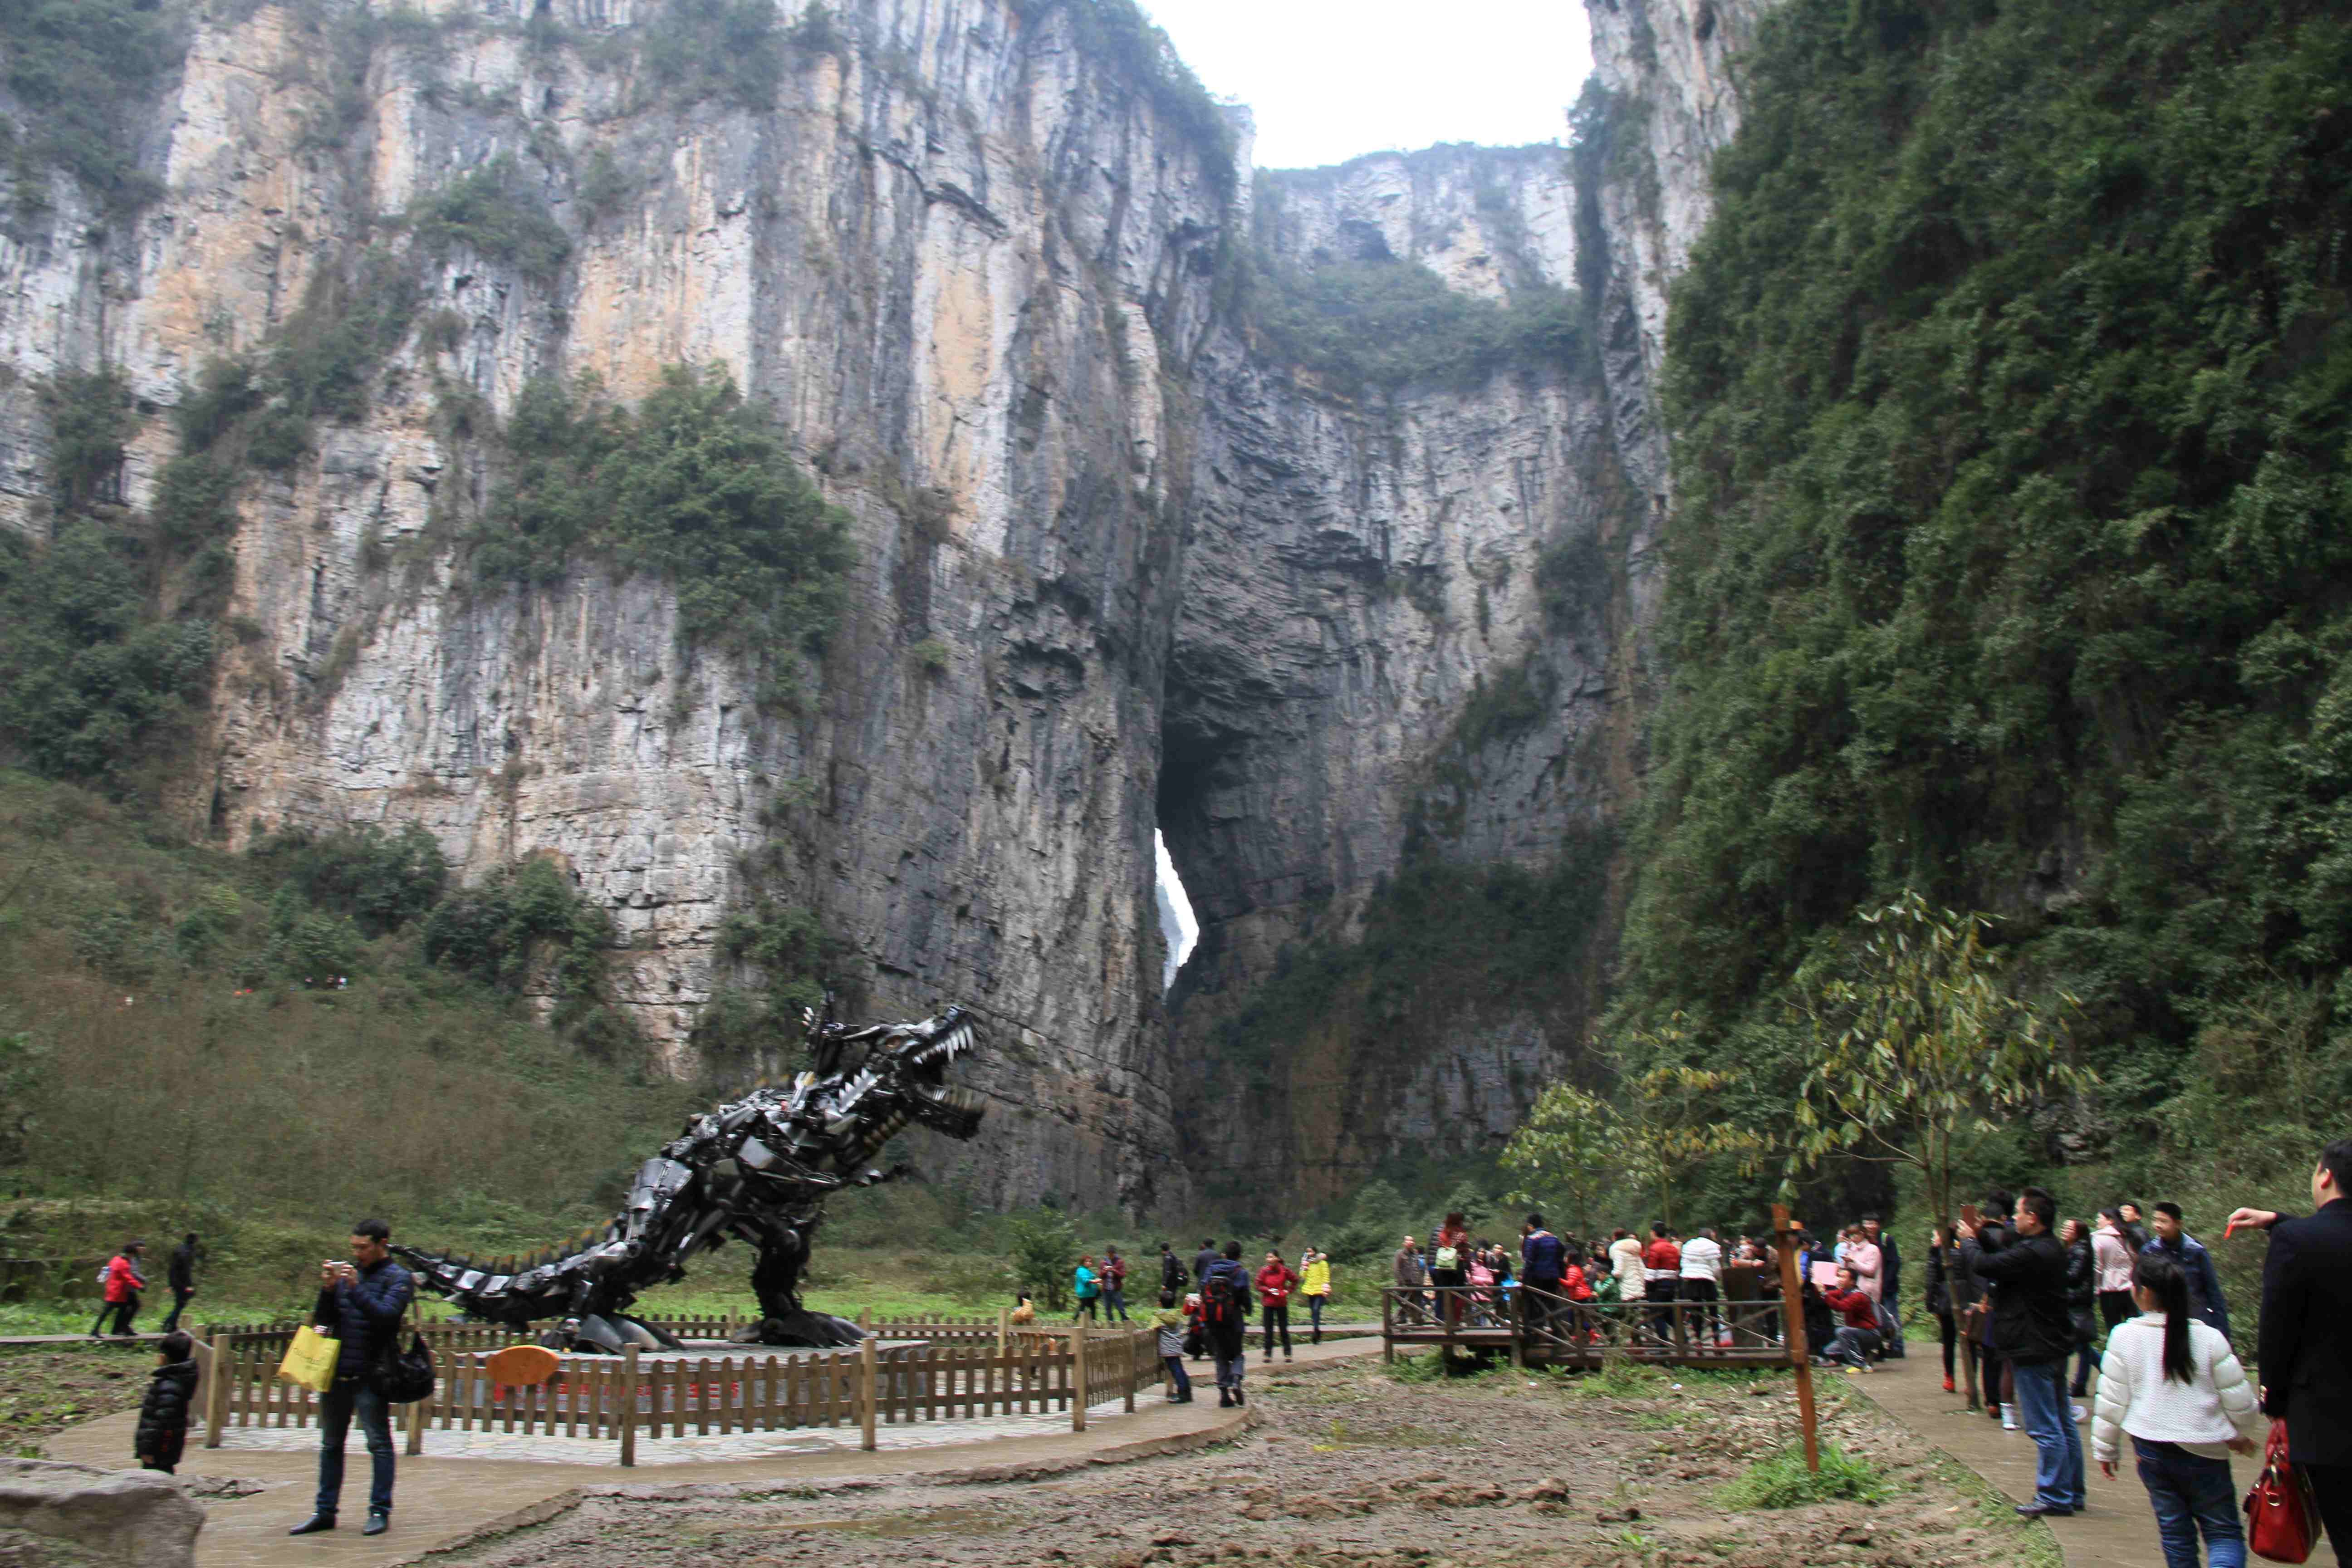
left=1306, top=1294, right=1325, bottom=1337
left=2009, top=1360, right=2085, bottom=1511
left=1161, top=1354, right=1190, bottom=1398
left=2132, top=1439, right=2243, bottom=1568
left=314, top=1376, right=394, bottom=1519
left=1104, top=1287, right=1128, bottom=1321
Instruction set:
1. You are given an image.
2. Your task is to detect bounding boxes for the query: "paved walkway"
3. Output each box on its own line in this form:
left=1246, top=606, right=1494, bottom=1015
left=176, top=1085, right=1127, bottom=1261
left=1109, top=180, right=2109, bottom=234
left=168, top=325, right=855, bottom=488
left=1852, top=1348, right=2342, bottom=1568
left=45, top=1335, right=1386, bottom=1568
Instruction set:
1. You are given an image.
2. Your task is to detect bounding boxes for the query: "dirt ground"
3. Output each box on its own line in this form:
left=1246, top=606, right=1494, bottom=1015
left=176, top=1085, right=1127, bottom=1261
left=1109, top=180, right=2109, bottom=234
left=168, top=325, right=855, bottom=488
left=0, top=1343, right=156, bottom=1457
left=439, top=1356, right=2060, bottom=1568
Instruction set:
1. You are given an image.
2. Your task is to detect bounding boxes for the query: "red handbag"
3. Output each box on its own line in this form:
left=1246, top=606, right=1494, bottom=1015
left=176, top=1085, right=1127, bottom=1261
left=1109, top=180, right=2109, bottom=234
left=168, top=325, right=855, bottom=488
left=2244, top=1419, right=2319, bottom=1564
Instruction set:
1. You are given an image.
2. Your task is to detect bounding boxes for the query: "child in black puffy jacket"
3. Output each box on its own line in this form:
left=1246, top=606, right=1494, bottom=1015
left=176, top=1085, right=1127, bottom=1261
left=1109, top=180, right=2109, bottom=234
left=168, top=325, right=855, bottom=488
left=135, top=1330, right=198, bottom=1474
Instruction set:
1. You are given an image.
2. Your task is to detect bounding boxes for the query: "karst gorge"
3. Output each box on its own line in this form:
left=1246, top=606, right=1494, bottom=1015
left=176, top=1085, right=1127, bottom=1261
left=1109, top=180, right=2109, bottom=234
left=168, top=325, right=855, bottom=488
left=2, top=0, right=2346, bottom=1235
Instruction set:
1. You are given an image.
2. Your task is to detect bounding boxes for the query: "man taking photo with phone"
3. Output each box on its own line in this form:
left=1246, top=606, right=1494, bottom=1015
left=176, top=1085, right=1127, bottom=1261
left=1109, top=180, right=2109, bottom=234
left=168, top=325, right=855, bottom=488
left=288, top=1219, right=413, bottom=1540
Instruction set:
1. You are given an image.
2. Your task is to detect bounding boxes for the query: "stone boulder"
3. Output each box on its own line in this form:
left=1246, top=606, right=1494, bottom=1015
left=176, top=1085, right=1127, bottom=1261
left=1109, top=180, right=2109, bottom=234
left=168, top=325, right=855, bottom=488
left=0, top=1460, right=200, bottom=1568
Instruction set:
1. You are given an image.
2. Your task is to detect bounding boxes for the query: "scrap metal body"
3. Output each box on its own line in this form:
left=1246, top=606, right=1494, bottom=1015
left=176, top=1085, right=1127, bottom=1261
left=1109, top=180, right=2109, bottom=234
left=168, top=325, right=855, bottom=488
left=394, top=1005, right=985, bottom=1351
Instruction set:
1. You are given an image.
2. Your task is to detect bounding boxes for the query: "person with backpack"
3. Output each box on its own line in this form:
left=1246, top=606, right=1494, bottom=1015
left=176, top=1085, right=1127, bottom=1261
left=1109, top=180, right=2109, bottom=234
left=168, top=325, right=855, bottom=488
left=1159, top=1241, right=1189, bottom=1296
left=1073, top=1254, right=1101, bottom=1323
left=1199, top=1242, right=1252, bottom=1406
left=134, top=1329, right=198, bottom=1475
left=1102, top=1248, right=1131, bottom=1322
left=89, top=1240, right=144, bottom=1339
left=1152, top=1290, right=1192, bottom=1403
left=289, top=1219, right=414, bottom=1539
left=2091, top=1253, right=2261, bottom=1568
left=161, top=1234, right=199, bottom=1334
left=1298, top=1246, right=1331, bottom=1343
left=1255, top=1250, right=1298, bottom=1361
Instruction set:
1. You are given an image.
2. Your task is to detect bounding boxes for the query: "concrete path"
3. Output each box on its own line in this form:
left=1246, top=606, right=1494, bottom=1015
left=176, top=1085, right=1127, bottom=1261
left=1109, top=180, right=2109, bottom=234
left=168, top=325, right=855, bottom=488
left=1852, top=1348, right=2341, bottom=1568
left=44, top=1335, right=1387, bottom=1567
left=0, top=1333, right=167, bottom=1346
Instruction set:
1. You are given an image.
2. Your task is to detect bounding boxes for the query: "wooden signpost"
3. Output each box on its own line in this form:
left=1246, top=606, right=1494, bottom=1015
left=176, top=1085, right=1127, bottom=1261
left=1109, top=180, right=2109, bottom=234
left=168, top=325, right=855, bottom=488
left=1770, top=1202, right=1821, bottom=1473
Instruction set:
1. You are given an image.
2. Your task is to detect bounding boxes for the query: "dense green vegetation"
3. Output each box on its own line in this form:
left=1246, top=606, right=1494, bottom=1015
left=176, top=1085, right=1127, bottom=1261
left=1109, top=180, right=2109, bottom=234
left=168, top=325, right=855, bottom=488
left=0, top=0, right=177, bottom=216
left=0, top=769, right=690, bottom=1294
left=1607, top=0, right=2352, bottom=1225
left=1195, top=843, right=1610, bottom=1119
left=1246, top=255, right=1585, bottom=397
left=470, top=365, right=853, bottom=699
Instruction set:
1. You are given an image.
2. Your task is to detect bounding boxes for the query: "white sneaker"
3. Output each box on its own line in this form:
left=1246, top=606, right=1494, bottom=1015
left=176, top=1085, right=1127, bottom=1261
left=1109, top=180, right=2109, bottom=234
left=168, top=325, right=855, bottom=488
left=2072, top=1404, right=2089, bottom=1422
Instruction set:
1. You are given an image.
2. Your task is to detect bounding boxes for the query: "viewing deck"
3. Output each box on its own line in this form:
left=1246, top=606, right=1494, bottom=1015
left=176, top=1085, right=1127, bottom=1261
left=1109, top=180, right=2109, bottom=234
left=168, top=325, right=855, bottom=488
left=1382, top=1285, right=1795, bottom=1370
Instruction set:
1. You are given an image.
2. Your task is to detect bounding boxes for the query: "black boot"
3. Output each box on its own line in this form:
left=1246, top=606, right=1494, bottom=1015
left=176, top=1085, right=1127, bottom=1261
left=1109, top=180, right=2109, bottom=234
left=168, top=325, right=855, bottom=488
left=288, top=1515, right=337, bottom=1536
left=1234, top=1386, right=1245, bottom=1406
left=362, top=1513, right=388, bottom=1537
left=1218, top=1389, right=1233, bottom=1407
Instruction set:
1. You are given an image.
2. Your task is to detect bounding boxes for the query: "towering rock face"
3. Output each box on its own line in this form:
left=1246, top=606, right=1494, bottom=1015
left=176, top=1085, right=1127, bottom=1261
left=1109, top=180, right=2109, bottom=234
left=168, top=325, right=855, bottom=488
left=1158, top=1, right=1781, bottom=1210
left=0, top=0, right=1771, bottom=1217
left=0, top=0, right=1231, bottom=1213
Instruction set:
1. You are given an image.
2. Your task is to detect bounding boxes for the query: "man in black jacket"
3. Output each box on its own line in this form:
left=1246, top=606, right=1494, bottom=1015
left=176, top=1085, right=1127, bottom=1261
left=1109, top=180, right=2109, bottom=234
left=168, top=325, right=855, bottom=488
left=1960, top=1187, right=2083, bottom=1518
left=288, top=1219, right=414, bottom=1540
left=1159, top=1241, right=1188, bottom=1295
left=161, top=1233, right=198, bottom=1333
left=2228, top=1137, right=2352, bottom=1553
left=1191, top=1237, right=1220, bottom=1295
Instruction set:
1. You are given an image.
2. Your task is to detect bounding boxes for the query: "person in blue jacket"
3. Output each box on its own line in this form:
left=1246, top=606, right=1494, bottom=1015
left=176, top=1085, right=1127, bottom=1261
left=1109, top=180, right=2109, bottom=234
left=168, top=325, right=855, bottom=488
left=288, top=1219, right=413, bottom=1540
left=2143, top=1202, right=2230, bottom=1341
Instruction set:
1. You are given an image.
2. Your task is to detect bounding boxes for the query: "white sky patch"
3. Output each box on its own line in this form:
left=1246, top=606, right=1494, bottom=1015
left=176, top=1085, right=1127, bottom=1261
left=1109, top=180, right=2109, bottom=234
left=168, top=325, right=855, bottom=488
left=1142, top=0, right=1596, bottom=170
left=1155, top=830, right=1199, bottom=990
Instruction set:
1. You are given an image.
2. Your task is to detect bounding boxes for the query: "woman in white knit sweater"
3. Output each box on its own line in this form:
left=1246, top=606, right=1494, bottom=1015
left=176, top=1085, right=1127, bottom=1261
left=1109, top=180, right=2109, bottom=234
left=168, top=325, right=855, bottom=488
left=2090, top=1252, right=2263, bottom=1568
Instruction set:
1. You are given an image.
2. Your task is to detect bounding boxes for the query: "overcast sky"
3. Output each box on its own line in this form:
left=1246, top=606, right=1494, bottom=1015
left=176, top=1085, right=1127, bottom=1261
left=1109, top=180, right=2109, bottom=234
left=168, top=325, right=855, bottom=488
left=1141, top=0, right=1595, bottom=171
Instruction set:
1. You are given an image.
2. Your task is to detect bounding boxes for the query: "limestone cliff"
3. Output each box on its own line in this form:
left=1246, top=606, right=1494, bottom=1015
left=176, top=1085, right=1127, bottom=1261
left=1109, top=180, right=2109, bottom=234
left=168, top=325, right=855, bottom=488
left=1157, top=0, right=1780, bottom=1210
left=0, top=0, right=1772, bottom=1217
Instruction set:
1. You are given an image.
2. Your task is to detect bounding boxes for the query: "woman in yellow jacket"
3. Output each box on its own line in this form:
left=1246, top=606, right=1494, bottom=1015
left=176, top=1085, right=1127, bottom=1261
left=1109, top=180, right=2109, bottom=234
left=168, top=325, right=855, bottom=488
left=1298, top=1248, right=1333, bottom=1344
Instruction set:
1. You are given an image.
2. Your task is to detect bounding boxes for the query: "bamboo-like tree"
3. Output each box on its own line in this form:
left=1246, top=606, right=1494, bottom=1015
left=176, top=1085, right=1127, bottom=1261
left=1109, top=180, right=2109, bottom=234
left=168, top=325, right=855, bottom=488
left=1500, top=1083, right=1615, bottom=1241
left=1788, top=889, right=2087, bottom=1225
left=1620, top=1053, right=1771, bottom=1231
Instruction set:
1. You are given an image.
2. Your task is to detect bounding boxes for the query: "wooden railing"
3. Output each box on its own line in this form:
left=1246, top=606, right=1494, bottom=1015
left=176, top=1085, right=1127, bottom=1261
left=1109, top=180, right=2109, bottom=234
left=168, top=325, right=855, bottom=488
left=1381, top=1285, right=1792, bottom=1368
left=197, top=1319, right=1161, bottom=1464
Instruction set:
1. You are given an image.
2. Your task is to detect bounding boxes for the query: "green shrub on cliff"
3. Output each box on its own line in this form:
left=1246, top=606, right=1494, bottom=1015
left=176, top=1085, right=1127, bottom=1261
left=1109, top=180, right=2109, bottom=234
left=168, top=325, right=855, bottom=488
left=1616, top=0, right=2352, bottom=1198
left=1246, top=252, right=1585, bottom=397
left=0, top=0, right=176, bottom=215
left=470, top=365, right=853, bottom=697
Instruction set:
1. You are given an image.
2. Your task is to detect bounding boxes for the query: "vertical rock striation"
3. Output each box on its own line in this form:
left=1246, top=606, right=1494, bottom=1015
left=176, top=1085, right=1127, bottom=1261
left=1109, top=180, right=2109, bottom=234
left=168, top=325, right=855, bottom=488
left=0, top=0, right=1774, bottom=1216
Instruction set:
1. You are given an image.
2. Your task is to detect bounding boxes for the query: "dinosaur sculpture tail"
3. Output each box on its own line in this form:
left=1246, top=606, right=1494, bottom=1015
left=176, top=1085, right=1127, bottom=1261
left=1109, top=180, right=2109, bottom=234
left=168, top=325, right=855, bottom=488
left=393, top=1223, right=619, bottom=1322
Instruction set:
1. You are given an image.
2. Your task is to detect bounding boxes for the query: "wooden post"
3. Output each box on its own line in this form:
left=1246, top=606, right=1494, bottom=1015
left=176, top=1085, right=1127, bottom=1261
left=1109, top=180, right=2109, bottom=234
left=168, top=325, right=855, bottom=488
left=202, top=1329, right=230, bottom=1449
left=859, top=1303, right=873, bottom=1335
left=618, top=1345, right=639, bottom=1468
left=404, top=1365, right=426, bottom=1455
left=1069, top=1330, right=1088, bottom=1432
left=1772, top=1203, right=1820, bottom=1473
left=1123, top=1329, right=1137, bottom=1413
left=997, top=1305, right=1010, bottom=1357
left=1510, top=1286, right=1526, bottom=1370
left=859, top=1333, right=878, bottom=1451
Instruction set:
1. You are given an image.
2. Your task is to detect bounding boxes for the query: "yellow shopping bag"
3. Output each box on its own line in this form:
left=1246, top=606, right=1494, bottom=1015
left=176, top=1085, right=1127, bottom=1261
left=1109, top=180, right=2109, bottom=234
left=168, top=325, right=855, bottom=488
left=277, top=1324, right=339, bottom=1393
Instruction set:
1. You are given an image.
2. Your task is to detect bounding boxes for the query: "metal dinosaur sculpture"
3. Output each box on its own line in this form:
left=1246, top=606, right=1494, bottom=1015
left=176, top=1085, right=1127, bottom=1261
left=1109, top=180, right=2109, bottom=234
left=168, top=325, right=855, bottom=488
left=394, top=1003, right=985, bottom=1352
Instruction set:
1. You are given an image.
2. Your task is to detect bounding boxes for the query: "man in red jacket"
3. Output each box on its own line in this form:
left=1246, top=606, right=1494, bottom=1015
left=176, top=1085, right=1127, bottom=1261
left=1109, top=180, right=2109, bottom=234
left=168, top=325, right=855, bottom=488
left=89, top=1240, right=145, bottom=1339
left=1255, top=1251, right=1298, bottom=1363
left=1643, top=1225, right=1682, bottom=1341
left=1820, top=1265, right=1884, bottom=1371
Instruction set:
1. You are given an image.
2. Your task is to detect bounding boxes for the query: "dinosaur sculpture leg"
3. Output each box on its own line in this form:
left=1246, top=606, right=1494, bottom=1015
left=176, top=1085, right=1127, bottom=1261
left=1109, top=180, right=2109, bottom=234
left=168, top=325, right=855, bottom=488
left=736, top=1219, right=862, bottom=1347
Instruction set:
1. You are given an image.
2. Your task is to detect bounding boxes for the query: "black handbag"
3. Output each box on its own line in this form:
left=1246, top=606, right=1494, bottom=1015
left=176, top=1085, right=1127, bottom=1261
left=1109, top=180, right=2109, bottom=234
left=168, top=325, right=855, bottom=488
left=371, top=1298, right=436, bottom=1405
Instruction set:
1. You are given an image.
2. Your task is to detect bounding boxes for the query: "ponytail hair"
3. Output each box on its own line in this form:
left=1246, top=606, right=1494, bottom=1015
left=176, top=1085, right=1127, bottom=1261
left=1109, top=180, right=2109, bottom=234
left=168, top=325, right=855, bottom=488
left=2134, top=1251, right=2195, bottom=1385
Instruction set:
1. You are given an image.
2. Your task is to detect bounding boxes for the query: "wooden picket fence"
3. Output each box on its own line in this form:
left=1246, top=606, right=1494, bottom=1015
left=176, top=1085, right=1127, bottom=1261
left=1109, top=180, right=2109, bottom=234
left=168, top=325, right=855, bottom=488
left=197, top=1315, right=1160, bottom=1465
